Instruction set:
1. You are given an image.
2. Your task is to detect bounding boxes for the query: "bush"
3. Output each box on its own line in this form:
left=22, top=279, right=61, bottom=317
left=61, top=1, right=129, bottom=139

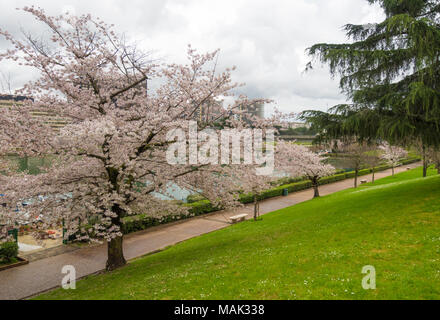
left=239, top=181, right=314, bottom=204
left=358, top=169, right=372, bottom=176
left=239, top=193, right=255, bottom=204
left=186, top=194, right=206, bottom=203
left=121, top=212, right=189, bottom=234
left=273, top=176, right=306, bottom=186
left=400, top=157, right=421, bottom=166
left=121, top=200, right=217, bottom=234
left=319, top=173, right=347, bottom=185
left=285, top=180, right=313, bottom=193
left=123, top=214, right=175, bottom=234
left=375, top=164, right=391, bottom=171
left=344, top=171, right=356, bottom=179
left=0, top=241, right=18, bottom=263
left=185, top=200, right=217, bottom=215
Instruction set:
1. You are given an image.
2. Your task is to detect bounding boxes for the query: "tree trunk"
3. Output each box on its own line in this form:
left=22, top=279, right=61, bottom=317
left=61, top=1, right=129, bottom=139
left=106, top=204, right=127, bottom=271
left=372, top=167, right=375, bottom=183
left=423, top=145, right=428, bottom=178
left=106, top=235, right=126, bottom=271
left=354, top=169, right=359, bottom=188
left=437, top=161, right=440, bottom=175
left=392, top=166, right=395, bottom=176
left=313, top=178, right=320, bottom=198
left=253, top=195, right=260, bottom=220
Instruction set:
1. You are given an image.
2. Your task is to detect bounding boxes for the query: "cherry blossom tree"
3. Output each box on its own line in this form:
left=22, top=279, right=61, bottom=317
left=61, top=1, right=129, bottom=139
left=0, top=105, right=53, bottom=242
left=276, top=141, right=335, bottom=198
left=365, top=147, right=382, bottom=184
left=339, top=141, right=373, bottom=188
left=426, top=147, right=440, bottom=175
left=380, top=143, right=408, bottom=176
left=413, top=140, right=430, bottom=178
left=237, top=166, right=278, bottom=221
left=0, top=7, right=274, bottom=270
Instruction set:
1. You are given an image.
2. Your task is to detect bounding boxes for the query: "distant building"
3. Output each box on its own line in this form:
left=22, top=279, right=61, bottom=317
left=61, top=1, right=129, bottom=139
left=194, top=100, right=265, bottom=124
left=0, top=94, right=29, bottom=104
left=237, top=102, right=265, bottom=124
left=287, top=122, right=311, bottom=129
left=194, top=99, right=225, bottom=123
left=0, top=94, right=69, bottom=131
left=246, top=102, right=265, bottom=119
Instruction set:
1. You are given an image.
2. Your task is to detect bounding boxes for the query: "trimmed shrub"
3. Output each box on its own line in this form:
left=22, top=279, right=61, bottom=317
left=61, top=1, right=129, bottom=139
left=186, top=194, right=206, bottom=204
left=344, top=171, right=355, bottom=179
left=286, top=180, right=313, bottom=193
left=358, top=169, right=372, bottom=176
left=185, top=200, right=217, bottom=215
left=375, top=164, right=391, bottom=171
left=239, top=193, right=255, bottom=204
left=319, top=173, right=347, bottom=185
left=400, top=157, right=421, bottom=166
left=122, top=213, right=185, bottom=234
left=273, top=176, right=306, bottom=186
left=0, top=241, right=18, bottom=263
left=121, top=200, right=217, bottom=234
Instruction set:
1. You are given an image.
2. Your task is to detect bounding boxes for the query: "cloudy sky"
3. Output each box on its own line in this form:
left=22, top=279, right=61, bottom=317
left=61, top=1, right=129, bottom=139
left=0, top=0, right=385, bottom=116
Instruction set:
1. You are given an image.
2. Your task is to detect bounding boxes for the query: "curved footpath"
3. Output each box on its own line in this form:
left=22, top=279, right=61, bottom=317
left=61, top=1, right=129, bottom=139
left=0, top=162, right=422, bottom=300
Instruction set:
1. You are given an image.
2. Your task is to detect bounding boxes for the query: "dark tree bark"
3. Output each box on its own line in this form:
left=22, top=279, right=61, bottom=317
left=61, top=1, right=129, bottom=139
left=423, top=145, right=428, bottom=178
left=104, top=166, right=127, bottom=271
left=253, top=195, right=260, bottom=220
left=106, top=235, right=126, bottom=271
left=312, top=177, right=320, bottom=198
left=372, top=167, right=375, bottom=183
left=105, top=201, right=127, bottom=270
left=354, top=169, right=359, bottom=188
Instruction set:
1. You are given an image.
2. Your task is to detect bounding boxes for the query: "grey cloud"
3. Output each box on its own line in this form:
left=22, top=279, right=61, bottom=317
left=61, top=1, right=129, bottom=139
left=0, top=0, right=384, bottom=115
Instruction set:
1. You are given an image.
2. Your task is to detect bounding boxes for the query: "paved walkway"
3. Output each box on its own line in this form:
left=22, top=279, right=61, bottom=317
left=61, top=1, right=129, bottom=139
left=0, top=162, right=421, bottom=300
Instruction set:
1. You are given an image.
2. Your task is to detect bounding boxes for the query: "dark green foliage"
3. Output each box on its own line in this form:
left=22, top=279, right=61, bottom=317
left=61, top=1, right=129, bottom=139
left=186, top=194, right=207, bottom=203
left=272, top=175, right=308, bottom=186
left=121, top=214, right=184, bottom=234
left=0, top=241, right=19, bottom=263
left=302, top=0, right=440, bottom=147
left=185, top=200, right=217, bottom=216
left=121, top=200, right=217, bottom=234
left=367, top=0, right=437, bottom=17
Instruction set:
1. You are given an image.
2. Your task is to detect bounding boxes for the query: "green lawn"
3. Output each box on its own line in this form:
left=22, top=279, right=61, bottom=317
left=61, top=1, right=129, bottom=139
left=36, top=166, right=440, bottom=300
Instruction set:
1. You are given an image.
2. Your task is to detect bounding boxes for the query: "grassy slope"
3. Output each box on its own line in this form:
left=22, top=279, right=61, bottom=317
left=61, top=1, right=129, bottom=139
left=37, top=167, right=440, bottom=300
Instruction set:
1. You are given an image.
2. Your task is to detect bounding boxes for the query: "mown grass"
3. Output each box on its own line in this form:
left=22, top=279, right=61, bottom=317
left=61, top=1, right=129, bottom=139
left=36, top=166, right=440, bottom=300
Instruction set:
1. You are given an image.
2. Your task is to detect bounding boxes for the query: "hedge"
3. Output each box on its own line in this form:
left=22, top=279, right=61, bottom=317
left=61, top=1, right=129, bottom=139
left=0, top=241, right=18, bottom=263
left=121, top=200, right=219, bottom=235
left=121, top=156, right=421, bottom=234
left=400, top=158, right=421, bottom=166
left=186, top=194, right=206, bottom=204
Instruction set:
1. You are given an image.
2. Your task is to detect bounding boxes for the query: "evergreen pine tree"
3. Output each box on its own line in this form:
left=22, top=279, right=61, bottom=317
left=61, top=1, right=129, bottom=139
left=302, top=0, right=440, bottom=147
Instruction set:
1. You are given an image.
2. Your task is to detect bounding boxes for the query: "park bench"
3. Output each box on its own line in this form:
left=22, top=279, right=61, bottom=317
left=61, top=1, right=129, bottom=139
left=360, top=179, right=368, bottom=184
left=229, top=214, right=248, bottom=224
